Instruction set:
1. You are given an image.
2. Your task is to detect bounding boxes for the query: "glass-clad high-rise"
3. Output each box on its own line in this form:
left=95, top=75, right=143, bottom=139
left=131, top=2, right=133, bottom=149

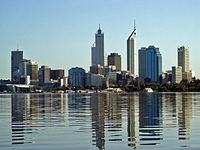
left=146, top=46, right=162, bottom=82
left=11, top=49, right=24, bottom=82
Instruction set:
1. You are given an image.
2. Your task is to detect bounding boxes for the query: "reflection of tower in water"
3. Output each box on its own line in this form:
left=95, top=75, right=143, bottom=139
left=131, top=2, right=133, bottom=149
left=106, top=94, right=122, bottom=142
left=90, top=94, right=105, bottom=150
left=139, top=93, right=163, bottom=145
left=127, top=94, right=139, bottom=148
left=11, top=94, right=39, bottom=144
left=11, top=93, right=67, bottom=145
left=177, top=93, right=191, bottom=141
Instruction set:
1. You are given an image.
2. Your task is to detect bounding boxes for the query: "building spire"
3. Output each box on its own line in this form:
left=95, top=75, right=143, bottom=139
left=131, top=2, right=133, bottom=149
left=99, top=24, right=101, bottom=30
left=134, top=19, right=136, bottom=31
left=17, top=44, right=19, bottom=51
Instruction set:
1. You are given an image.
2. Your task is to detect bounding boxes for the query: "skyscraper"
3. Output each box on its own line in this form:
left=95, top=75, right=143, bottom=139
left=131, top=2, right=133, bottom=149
left=108, top=53, right=121, bottom=71
left=127, top=22, right=136, bottom=76
left=19, top=59, right=29, bottom=77
left=11, top=49, right=23, bottom=82
left=172, top=66, right=182, bottom=83
left=138, top=47, right=146, bottom=78
left=146, top=46, right=162, bottom=83
left=91, top=26, right=104, bottom=66
left=178, top=46, right=189, bottom=72
left=39, top=66, right=50, bottom=84
left=27, top=60, right=38, bottom=84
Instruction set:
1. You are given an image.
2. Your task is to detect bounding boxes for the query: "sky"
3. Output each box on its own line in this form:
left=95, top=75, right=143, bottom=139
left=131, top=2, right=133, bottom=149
left=0, top=0, right=200, bottom=79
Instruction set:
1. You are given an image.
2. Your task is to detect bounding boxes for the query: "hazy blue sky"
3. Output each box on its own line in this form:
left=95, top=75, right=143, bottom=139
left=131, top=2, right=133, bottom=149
left=0, top=0, right=200, bottom=78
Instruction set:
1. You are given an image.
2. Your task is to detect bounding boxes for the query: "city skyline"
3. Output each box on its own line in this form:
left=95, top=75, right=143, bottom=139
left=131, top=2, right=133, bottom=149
left=0, top=0, right=200, bottom=78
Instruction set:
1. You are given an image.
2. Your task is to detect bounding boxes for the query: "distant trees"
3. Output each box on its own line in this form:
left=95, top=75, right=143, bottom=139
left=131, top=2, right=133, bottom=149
left=122, top=79, right=200, bottom=92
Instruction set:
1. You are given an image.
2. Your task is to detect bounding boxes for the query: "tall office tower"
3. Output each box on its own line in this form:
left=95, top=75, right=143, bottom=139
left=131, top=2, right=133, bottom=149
left=38, top=66, right=50, bottom=84
left=19, top=59, right=29, bottom=77
left=146, top=45, right=162, bottom=83
left=127, top=22, right=137, bottom=76
left=178, top=46, right=189, bottom=72
left=138, top=47, right=146, bottom=78
left=91, top=26, right=104, bottom=66
left=108, top=53, right=121, bottom=71
left=50, top=69, right=65, bottom=80
left=172, top=66, right=182, bottom=83
left=68, top=67, right=86, bottom=87
left=27, top=60, right=38, bottom=82
left=11, top=49, right=24, bottom=82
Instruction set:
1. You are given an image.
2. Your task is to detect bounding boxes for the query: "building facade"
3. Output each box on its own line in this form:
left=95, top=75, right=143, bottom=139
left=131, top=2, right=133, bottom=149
left=90, top=65, right=104, bottom=75
left=178, top=46, right=189, bottom=72
left=172, top=66, right=182, bottom=83
left=39, top=65, right=50, bottom=84
left=146, top=46, right=162, bottom=83
left=127, top=23, right=137, bottom=76
left=91, top=26, right=104, bottom=66
left=50, top=69, right=65, bottom=80
left=19, top=59, right=29, bottom=77
left=108, top=53, right=121, bottom=71
left=68, top=67, right=86, bottom=87
left=11, top=49, right=24, bottom=82
left=138, top=47, right=146, bottom=79
left=27, top=60, right=38, bottom=84
left=138, top=46, right=162, bottom=83
left=85, top=72, right=105, bottom=88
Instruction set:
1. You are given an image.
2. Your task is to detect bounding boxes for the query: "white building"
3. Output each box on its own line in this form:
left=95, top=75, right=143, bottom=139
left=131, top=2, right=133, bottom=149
left=172, top=66, right=182, bottom=83
left=127, top=21, right=137, bottom=76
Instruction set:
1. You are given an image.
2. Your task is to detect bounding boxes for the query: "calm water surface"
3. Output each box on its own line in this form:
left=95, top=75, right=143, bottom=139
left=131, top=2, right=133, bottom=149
left=0, top=93, right=200, bottom=150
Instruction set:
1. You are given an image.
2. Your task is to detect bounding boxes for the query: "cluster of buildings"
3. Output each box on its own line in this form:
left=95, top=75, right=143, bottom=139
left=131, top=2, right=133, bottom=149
left=68, top=23, right=194, bottom=89
left=11, top=49, right=66, bottom=86
left=0, top=22, right=196, bottom=92
left=0, top=49, right=67, bottom=92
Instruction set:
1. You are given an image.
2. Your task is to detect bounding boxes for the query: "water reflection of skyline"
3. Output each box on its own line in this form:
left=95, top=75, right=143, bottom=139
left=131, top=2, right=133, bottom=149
left=11, top=94, right=67, bottom=144
left=9, top=92, right=198, bottom=149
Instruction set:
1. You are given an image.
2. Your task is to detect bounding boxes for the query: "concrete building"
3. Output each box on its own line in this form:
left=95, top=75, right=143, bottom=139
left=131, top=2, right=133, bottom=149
left=91, top=26, right=104, bottom=66
left=19, top=59, right=29, bottom=77
left=27, top=60, right=38, bottom=84
left=19, top=59, right=38, bottom=85
left=104, top=54, right=108, bottom=67
left=138, top=47, right=146, bottom=79
left=68, top=67, right=86, bottom=87
left=127, top=22, right=137, bottom=75
left=172, top=66, right=182, bottom=83
left=146, top=45, right=162, bottom=83
left=178, top=46, right=189, bottom=72
left=11, top=49, right=24, bottom=82
left=50, top=69, right=65, bottom=80
left=108, top=53, right=121, bottom=71
left=38, top=65, right=50, bottom=84
left=182, top=72, right=192, bottom=82
left=85, top=72, right=105, bottom=88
